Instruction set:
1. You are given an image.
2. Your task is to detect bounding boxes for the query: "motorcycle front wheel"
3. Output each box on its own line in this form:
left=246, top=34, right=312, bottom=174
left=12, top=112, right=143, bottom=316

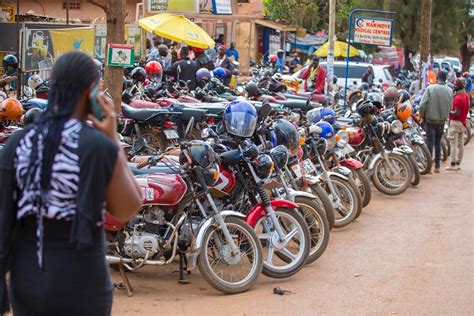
left=254, top=208, right=310, bottom=279
left=294, top=196, right=330, bottom=265
left=324, top=175, right=361, bottom=228
left=408, top=153, right=421, bottom=186
left=309, top=183, right=335, bottom=229
left=351, top=168, right=372, bottom=209
left=371, top=153, right=411, bottom=196
left=411, top=143, right=432, bottom=175
left=197, top=216, right=263, bottom=294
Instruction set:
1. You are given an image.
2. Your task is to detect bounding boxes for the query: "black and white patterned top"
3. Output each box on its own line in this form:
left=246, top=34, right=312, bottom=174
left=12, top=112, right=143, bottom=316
left=14, top=119, right=83, bottom=220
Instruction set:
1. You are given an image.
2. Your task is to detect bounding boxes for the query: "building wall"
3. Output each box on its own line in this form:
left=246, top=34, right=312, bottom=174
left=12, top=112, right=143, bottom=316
left=5, top=0, right=139, bottom=23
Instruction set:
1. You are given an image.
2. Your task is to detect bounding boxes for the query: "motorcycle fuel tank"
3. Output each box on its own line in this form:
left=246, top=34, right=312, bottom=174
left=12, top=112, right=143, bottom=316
left=136, top=174, right=187, bottom=206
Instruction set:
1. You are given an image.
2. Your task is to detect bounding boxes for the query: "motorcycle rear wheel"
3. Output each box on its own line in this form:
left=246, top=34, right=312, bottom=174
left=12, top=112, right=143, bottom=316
left=412, top=143, right=432, bottom=175
left=294, top=196, right=330, bottom=265
left=371, top=153, right=411, bottom=196
left=254, top=208, right=310, bottom=279
left=197, top=216, right=263, bottom=294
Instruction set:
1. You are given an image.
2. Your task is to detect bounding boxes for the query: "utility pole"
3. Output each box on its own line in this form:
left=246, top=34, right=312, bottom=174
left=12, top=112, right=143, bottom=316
left=420, top=0, right=432, bottom=64
left=66, top=0, right=70, bottom=26
left=89, top=0, right=127, bottom=112
left=327, top=0, right=336, bottom=93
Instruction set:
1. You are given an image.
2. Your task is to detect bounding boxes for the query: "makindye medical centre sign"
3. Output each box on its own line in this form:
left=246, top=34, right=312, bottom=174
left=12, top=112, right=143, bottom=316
left=353, top=17, right=393, bottom=47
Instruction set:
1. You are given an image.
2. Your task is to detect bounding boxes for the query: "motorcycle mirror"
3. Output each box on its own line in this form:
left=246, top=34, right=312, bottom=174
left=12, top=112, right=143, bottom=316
left=184, top=117, right=194, bottom=139
left=259, top=101, right=272, bottom=118
left=132, top=138, right=147, bottom=153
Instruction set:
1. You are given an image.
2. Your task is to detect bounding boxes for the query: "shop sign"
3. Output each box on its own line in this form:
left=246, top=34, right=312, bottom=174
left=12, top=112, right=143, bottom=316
left=353, top=16, right=393, bottom=47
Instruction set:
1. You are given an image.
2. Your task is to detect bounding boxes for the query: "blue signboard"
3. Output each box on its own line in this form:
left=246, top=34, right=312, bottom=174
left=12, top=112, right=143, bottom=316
left=212, top=0, right=233, bottom=15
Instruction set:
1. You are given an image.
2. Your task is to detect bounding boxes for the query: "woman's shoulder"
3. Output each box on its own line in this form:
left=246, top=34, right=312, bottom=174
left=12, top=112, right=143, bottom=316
left=78, top=125, right=118, bottom=157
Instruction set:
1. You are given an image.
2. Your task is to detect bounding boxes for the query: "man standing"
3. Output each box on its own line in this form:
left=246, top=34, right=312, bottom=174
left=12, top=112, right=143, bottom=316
left=164, top=46, right=198, bottom=90
left=362, top=65, right=374, bottom=86
left=419, top=71, right=453, bottom=173
left=214, top=45, right=234, bottom=86
left=226, top=42, right=239, bottom=62
left=301, top=56, right=326, bottom=94
left=446, top=78, right=469, bottom=171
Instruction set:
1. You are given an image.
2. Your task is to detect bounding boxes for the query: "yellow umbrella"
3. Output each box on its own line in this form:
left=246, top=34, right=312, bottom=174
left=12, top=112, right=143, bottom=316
left=139, top=13, right=215, bottom=49
left=315, top=41, right=359, bottom=58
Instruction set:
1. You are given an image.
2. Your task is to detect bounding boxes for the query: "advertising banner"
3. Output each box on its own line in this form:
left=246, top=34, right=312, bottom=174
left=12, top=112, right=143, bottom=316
left=0, top=5, right=16, bottom=23
left=147, top=0, right=197, bottom=13
left=107, top=44, right=135, bottom=67
left=353, top=16, right=393, bottom=47
left=22, top=27, right=94, bottom=72
left=94, top=24, right=142, bottom=61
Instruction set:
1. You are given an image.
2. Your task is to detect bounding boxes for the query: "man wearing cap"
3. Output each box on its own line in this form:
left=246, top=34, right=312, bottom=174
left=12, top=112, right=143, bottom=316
left=301, top=56, right=326, bottom=94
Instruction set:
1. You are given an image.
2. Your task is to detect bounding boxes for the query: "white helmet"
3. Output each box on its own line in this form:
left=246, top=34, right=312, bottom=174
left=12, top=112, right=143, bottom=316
left=28, top=74, right=44, bottom=90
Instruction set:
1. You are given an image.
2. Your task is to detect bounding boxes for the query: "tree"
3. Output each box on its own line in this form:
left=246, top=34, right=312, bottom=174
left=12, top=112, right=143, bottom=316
left=89, top=0, right=127, bottom=113
left=420, top=0, right=432, bottom=64
left=262, top=0, right=321, bottom=32
left=457, top=3, right=473, bottom=71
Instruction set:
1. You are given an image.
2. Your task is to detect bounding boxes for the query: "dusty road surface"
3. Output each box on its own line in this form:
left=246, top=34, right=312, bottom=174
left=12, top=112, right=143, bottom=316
left=112, top=144, right=473, bottom=315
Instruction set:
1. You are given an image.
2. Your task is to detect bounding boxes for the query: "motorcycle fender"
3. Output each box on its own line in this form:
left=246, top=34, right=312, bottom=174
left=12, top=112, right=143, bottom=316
left=246, top=199, right=299, bottom=228
left=330, top=166, right=352, bottom=178
left=367, top=153, right=383, bottom=171
left=392, top=147, right=411, bottom=155
left=411, top=135, right=425, bottom=145
left=288, top=188, right=317, bottom=200
left=187, top=211, right=246, bottom=271
left=328, top=169, right=350, bottom=180
left=340, top=158, right=363, bottom=169
left=302, top=174, right=320, bottom=185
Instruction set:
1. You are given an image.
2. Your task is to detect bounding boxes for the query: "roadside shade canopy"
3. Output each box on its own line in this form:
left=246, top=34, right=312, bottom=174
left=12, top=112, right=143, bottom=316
left=315, top=41, right=359, bottom=57
left=139, top=13, right=215, bottom=49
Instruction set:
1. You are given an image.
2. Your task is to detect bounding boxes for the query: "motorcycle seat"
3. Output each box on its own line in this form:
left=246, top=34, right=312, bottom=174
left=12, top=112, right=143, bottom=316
left=122, top=104, right=169, bottom=122
left=180, top=107, right=207, bottom=121
left=128, top=162, right=179, bottom=175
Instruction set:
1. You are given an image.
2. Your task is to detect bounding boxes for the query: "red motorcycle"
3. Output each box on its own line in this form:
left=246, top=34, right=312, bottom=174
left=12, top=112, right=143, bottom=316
left=105, top=139, right=263, bottom=294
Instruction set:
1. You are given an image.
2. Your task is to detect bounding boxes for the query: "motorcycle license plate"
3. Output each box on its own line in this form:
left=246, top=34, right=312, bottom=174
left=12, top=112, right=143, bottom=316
left=163, top=129, right=179, bottom=140
left=340, top=145, right=355, bottom=156
left=291, top=164, right=303, bottom=179
left=303, top=159, right=316, bottom=174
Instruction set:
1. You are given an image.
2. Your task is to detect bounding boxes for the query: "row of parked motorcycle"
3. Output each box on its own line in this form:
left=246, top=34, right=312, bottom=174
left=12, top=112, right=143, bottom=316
left=0, top=63, right=472, bottom=296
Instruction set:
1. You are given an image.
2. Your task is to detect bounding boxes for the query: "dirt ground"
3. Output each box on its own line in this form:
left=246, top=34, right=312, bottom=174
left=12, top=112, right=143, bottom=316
left=112, top=143, right=473, bottom=315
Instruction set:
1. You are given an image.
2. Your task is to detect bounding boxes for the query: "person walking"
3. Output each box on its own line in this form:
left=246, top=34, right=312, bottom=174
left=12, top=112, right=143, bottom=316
left=419, top=70, right=453, bottom=173
left=362, top=65, right=374, bottom=86
left=446, top=77, right=469, bottom=171
left=0, top=51, right=142, bottom=315
left=301, top=56, right=326, bottom=94
left=226, top=42, right=239, bottom=62
left=164, top=46, right=198, bottom=90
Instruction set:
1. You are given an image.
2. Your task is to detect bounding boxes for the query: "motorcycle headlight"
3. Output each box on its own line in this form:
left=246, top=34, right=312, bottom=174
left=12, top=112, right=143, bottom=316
left=336, top=131, right=349, bottom=148
left=326, top=135, right=336, bottom=149
left=203, top=164, right=220, bottom=187
left=251, top=154, right=274, bottom=180
left=391, top=120, right=403, bottom=134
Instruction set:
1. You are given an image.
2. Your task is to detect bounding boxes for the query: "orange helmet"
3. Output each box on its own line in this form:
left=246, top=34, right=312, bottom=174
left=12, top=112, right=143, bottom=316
left=1, top=98, right=24, bottom=121
left=396, top=102, right=412, bottom=122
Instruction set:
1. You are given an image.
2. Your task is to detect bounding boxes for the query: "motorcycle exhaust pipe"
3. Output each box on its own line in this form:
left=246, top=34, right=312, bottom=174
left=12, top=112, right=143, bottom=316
left=106, top=254, right=168, bottom=266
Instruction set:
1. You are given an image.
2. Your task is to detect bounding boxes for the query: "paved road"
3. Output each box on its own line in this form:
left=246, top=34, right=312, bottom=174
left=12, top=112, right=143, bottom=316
left=113, top=143, right=473, bottom=315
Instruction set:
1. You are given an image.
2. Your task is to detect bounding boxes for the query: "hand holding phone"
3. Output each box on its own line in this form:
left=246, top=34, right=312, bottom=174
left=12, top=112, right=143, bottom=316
left=90, top=85, right=104, bottom=120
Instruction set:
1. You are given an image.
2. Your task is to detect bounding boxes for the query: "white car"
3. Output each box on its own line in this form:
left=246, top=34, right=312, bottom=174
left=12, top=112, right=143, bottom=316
left=289, top=61, right=393, bottom=90
left=443, top=57, right=461, bottom=72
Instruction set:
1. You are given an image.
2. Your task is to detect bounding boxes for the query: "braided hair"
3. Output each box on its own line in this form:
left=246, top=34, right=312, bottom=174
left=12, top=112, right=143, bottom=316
left=24, top=51, right=100, bottom=194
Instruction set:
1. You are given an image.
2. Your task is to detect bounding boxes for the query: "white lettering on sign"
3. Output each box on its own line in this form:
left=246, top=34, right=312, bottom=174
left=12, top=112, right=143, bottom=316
left=353, top=17, right=393, bottom=47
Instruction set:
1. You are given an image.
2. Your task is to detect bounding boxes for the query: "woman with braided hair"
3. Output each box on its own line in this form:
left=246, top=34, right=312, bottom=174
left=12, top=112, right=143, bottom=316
left=0, top=51, right=142, bottom=315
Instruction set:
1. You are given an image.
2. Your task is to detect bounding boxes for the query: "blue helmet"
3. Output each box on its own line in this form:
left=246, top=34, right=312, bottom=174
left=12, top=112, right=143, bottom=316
left=306, top=107, right=324, bottom=124
left=224, top=100, right=257, bottom=137
left=213, top=67, right=226, bottom=81
left=320, top=107, right=336, bottom=124
left=315, top=121, right=334, bottom=139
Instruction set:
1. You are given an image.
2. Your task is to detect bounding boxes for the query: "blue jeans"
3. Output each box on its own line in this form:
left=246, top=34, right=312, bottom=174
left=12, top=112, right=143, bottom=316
left=425, top=122, right=444, bottom=168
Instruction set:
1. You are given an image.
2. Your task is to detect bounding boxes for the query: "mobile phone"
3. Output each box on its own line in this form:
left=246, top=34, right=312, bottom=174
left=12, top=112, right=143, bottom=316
left=90, top=85, right=104, bottom=120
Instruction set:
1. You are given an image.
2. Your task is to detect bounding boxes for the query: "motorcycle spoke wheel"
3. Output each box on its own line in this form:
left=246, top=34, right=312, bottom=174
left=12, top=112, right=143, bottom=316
left=198, top=217, right=262, bottom=294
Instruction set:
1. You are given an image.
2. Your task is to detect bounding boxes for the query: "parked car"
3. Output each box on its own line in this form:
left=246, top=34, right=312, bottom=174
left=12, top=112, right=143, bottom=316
left=289, top=61, right=393, bottom=89
left=443, top=57, right=461, bottom=72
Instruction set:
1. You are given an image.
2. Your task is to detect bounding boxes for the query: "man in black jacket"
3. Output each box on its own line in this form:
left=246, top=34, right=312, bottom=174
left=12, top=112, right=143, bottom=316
left=164, top=46, right=198, bottom=90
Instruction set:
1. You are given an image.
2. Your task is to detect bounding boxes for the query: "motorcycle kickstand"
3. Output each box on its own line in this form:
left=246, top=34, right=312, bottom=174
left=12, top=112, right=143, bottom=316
left=118, top=264, right=134, bottom=297
left=177, top=252, right=191, bottom=284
